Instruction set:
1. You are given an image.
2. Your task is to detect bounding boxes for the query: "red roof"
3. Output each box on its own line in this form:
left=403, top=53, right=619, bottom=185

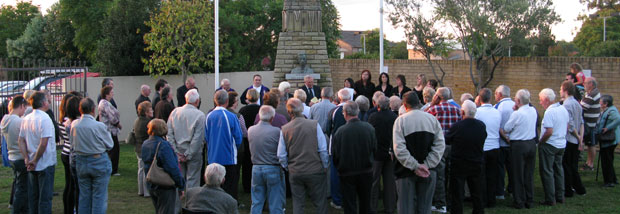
left=50, top=72, right=101, bottom=87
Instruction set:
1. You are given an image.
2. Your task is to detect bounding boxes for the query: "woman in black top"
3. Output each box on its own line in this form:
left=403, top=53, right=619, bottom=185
left=413, top=74, right=426, bottom=104
left=238, top=89, right=260, bottom=193
left=375, top=72, right=393, bottom=97
left=391, top=74, right=411, bottom=99
left=154, top=86, right=175, bottom=123
left=354, top=70, right=376, bottom=102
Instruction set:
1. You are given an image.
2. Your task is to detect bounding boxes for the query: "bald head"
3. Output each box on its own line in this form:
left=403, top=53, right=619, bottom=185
left=140, top=85, right=151, bottom=97
left=437, top=87, right=450, bottom=101
left=186, top=77, right=196, bottom=88
left=286, top=98, right=304, bottom=118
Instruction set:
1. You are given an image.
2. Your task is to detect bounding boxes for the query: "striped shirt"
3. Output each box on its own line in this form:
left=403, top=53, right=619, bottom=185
left=60, top=117, right=71, bottom=156
left=581, top=88, right=601, bottom=128
left=426, top=101, right=461, bottom=138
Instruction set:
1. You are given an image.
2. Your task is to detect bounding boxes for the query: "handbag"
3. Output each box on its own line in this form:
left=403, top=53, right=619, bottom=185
left=146, top=141, right=175, bottom=187
left=126, top=130, right=136, bottom=145
left=596, top=113, right=616, bottom=142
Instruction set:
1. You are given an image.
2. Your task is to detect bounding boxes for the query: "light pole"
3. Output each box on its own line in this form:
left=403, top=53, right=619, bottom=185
left=214, top=0, right=220, bottom=90
left=590, top=12, right=620, bottom=42
left=379, top=0, right=384, bottom=73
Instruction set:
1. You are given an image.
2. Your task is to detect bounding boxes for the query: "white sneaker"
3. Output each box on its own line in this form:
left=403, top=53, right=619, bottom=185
left=431, top=206, right=447, bottom=213
left=330, top=201, right=342, bottom=209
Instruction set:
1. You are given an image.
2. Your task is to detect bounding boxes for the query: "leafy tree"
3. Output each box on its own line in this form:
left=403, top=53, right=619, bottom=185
left=549, top=41, right=579, bottom=56
left=95, top=0, right=159, bottom=76
left=59, top=0, right=112, bottom=61
left=530, top=27, right=556, bottom=56
left=6, top=15, right=46, bottom=59
left=42, top=3, right=82, bottom=60
left=580, top=0, right=620, bottom=10
left=0, top=1, right=39, bottom=57
left=321, top=0, right=342, bottom=59
left=386, top=0, right=452, bottom=85
left=574, top=8, right=620, bottom=56
left=434, top=0, right=560, bottom=92
left=391, top=41, right=409, bottom=59
left=143, top=0, right=226, bottom=81
left=363, top=28, right=391, bottom=56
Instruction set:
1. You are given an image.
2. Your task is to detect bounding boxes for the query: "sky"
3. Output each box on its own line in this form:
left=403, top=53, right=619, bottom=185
left=2, top=0, right=590, bottom=42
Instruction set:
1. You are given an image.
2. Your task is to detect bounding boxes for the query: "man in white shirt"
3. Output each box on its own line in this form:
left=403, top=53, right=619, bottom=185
left=494, top=85, right=515, bottom=199
left=475, top=88, right=501, bottom=207
left=293, top=89, right=311, bottom=118
left=538, top=88, right=569, bottom=206
left=503, top=89, right=537, bottom=209
left=18, top=91, right=56, bottom=213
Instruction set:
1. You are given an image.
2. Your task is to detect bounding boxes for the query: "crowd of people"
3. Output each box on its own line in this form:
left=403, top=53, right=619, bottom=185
left=1, top=62, right=619, bottom=214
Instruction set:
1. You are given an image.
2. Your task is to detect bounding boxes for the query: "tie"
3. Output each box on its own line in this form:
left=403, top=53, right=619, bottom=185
left=310, top=87, right=315, bottom=98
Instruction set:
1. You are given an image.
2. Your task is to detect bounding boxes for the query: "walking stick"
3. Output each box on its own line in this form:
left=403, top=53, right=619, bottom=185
left=596, top=147, right=601, bottom=182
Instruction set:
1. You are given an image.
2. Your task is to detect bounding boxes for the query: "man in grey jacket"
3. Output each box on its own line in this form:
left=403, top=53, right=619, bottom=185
left=393, top=92, right=445, bottom=214
left=167, top=89, right=206, bottom=189
left=1, top=95, right=27, bottom=213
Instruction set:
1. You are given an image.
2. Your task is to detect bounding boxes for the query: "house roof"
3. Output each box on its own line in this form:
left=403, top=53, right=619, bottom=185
left=340, top=31, right=364, bottom=48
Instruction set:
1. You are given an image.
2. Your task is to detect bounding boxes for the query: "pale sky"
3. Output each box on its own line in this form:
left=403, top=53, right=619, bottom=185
left=3, top=0, right=590, bottom=42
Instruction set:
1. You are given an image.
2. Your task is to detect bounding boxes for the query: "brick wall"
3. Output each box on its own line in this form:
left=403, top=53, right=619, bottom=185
left=328, top=57, right=620, bottom=111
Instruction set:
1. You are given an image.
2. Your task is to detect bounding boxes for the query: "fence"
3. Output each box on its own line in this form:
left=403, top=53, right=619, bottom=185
left=0, top=58, right=89, bottom=146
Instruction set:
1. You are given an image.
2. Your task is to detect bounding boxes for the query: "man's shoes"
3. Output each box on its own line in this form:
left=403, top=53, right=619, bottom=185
left=113, top=173, right=121, bottom=176
left=604, top=183, right=615, bottom=187
left=512, top=204, right=524, bottom=209
left=330, top=201, right=342, bottom=210
left=496, top=195, right=505, bottom=200
left=539, top=201, right=555, bottom=206
left=557, top=198, right=565, bottom=204
left=431, top=206, right=447, bottom=213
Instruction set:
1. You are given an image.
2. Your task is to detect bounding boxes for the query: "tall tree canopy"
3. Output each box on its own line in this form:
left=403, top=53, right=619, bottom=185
left=59, top=0, right=112, bottom=61
left=6, top=14, right=46, bottom=59
left=0, top=1, right=39, bottom=57
left=43, top=3, right=82, bottom=60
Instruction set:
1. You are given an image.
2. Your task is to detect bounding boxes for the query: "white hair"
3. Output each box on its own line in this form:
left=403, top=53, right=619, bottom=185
left=539, top=88, right=556, bottom=102
left=205, top=163, right=226, bottom=186
left=437, top=87, right=450, bottom=100
left=220, top=78, right=230, bottom=86
left=294, top=89, right=307, bottom=103
left=337, top=88, right=351, bottom=101
left=343, top=101, right=360, bottom=116
left=372, top=91, right=384, bottom=102
left=259, top=105, right=276, bottom=122
left=355, top=95, right=370, bottom=112
left=461, top=100, right=477, bottom=117
left=278, top=81, right=291, bottom=92
left=495, top=85, right=510, bottom=97
left=304, top=75, right=314, bottom=81
left=286, top=98, right=304, bottom=117
left=515, top=89, right=531, bottom=105
left=460, top=93, right=473, bottom=103
left=140, top=84, right=149, bottom=92
left=185, top=89, right=200, bottom=104
left=389, top=96, right=402, bottom=111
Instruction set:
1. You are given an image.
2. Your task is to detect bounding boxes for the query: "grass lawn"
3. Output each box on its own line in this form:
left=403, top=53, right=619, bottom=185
left=0, top=143, right=619, bottom=213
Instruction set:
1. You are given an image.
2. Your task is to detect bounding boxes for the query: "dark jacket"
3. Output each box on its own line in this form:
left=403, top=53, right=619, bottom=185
left=141, top=136, right=185, bottom=189
left=132, top=116, right=151, bottom=155
left=354, top=81, right=376, bottom=103
left=239, top=104, right=260, bottom=130
left=375, top=84, right=393, bottom=97
left=135, top=94, right=151, bottom=113
left=45, top=109, right=60, bottom=143
left=332, top=118, right=376, bottom=176
left=391, top=86, right=412, bottom=99
left=446, top=118, right=487, bottom=165
left=177, top=85, right=190, bottom=106
left=368, top=109, right=398, bottom=161
left=327, top=105, right=346, bottom=137
left=154, top=99, right=175, bottom=123
left=301, top=85, right=321, bottom=106
left=240, top=85, right=270, bottom=105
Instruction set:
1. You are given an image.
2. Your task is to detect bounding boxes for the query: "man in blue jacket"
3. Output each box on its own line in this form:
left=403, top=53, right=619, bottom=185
left=205, top=90, right=243, bottom=200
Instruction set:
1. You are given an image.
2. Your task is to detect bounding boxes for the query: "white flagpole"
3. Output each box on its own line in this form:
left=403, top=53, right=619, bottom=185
left=379, top=0, right=384, bottom=73
left=214, top=0, right=220, bottom=90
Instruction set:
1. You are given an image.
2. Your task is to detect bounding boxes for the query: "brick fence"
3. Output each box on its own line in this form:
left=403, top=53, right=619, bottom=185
left=328, top=57, right=620, bottom=111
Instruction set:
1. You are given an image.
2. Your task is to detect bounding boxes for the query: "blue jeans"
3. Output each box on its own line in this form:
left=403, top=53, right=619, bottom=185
left=76, top=153, right=112, bottom=214
left=330, top=156, right=342, bottom=205
left=10, top=160, right=28, bottom=214
left=28, top=165, right=55, bottom=214
left=251, top=165, right=286, bottom=214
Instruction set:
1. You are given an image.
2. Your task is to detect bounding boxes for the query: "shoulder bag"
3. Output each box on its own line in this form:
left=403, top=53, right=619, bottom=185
left=596, top=112, right=616, bottom=142
left=146, top=141, right=175, bottom=187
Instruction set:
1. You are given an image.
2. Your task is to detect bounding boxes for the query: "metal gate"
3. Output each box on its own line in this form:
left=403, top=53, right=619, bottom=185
left=0, top=58, right=89, bottom=135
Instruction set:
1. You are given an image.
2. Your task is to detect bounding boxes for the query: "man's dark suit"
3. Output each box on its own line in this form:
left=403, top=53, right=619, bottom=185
left=300, top=85, right=321, bottom=106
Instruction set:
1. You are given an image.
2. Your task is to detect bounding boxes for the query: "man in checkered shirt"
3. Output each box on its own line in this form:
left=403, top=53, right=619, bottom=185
left=425, top=87, right=461, bottom=213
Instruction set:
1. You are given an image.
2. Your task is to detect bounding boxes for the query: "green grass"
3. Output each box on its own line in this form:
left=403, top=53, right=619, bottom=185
left=0, top=144, right=619, bottom=213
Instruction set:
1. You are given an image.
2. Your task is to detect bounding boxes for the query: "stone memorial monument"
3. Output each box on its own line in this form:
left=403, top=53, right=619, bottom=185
left=273, top=0, right=332, bottom=89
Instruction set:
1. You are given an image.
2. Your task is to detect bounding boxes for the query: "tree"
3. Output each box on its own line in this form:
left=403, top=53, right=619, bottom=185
left=573, top=8, right=620, bottom=56
left=42, top=3, right=82, bottom=60
left=386, top=0, right=452, bottom=86
left=60, top=0, right=112, bottom=61
left=95, top=0, right=159, bottom=76
left=6, top=15, right=46, bottom=59
left=548, top=41, right=579, bottom=56
left=434, top=0, right=560, bottom=92
left=321, top=0, right=342, bottom=59
left=0, top=1, right=39, bottom=57
left=579, top=0, right=620, bottom=10
left=391, top=41, right=409, bottom=59
left=143, top=0, right=225, bottom=81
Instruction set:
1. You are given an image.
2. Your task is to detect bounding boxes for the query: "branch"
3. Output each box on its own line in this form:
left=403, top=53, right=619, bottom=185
left=481, top=54, right=504, bottom=88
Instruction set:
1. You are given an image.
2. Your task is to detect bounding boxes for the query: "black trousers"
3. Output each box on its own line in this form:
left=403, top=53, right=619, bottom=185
left=149, top=187, right=177, bottom=214
left=241, top=138, right=253, bottom=193
left=61, top=154, right=78, bottom=214
left=107, top=134, right=120, bottom=174
left=496, top=146, right=513, bottom=196
left=222, top=164, right=240, bottom=200
left=562, top=142, right=586, bottom=196
left=601, top=144, right=618, bottom=184
left=450, top=161, right=484, bottom=214
left=340, top=172, right=373, bottom=214
left=510, top=139, right=536, bottom=208
left=483, top=149, right=499, bottom=207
